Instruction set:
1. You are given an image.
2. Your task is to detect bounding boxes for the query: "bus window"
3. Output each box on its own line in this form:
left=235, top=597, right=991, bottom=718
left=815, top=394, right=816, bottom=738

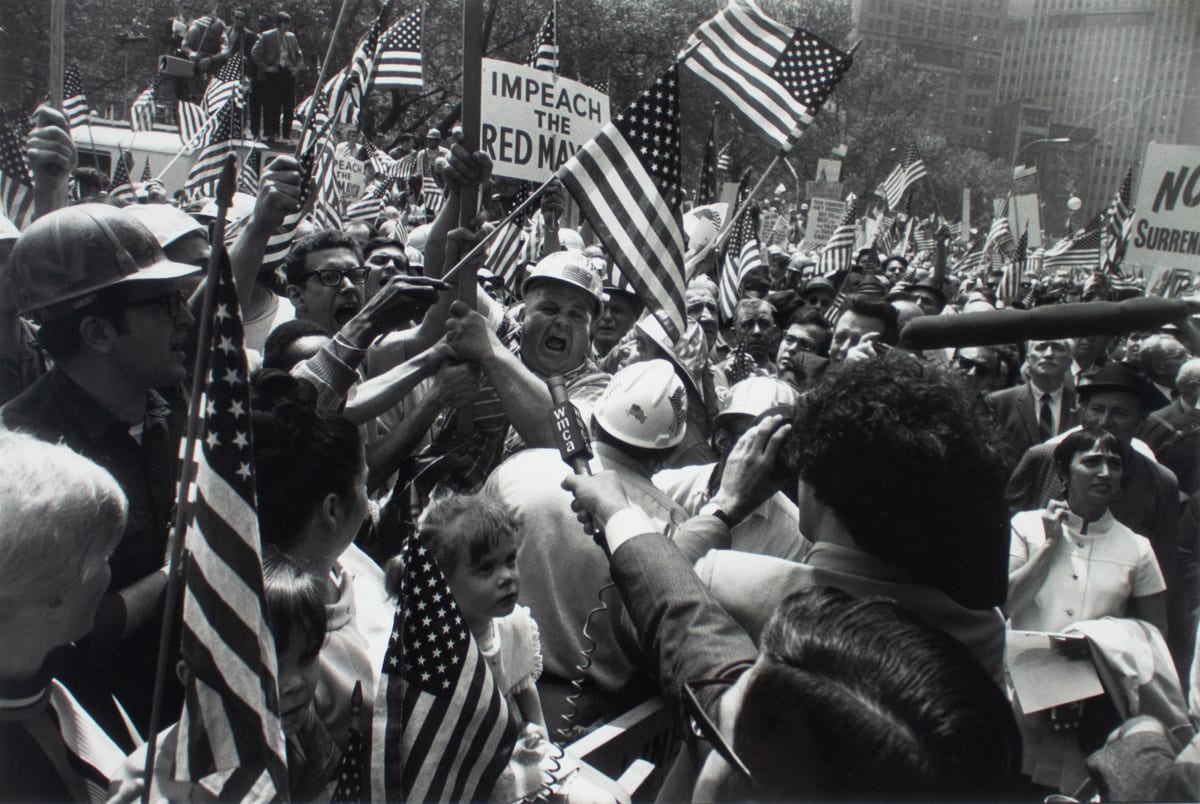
left=75, top=148, right=112, bottom=175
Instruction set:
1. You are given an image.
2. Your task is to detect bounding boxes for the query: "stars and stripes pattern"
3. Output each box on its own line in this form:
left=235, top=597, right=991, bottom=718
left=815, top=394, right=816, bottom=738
left=140, top=157, right=153, bottom=182
left=394, top=150, right=419, bottom=180
left=63, top=65, right=91, bottom=128
left=558, top=64, right=687, bottom=340
left=345, top=176, right=394, bottom=224
left=872, top=211, right=896, bottom=253
left=913, top=219, right=936, bottom=254
left=175, top=246, right=289, bottom=801
left=185, top=101, right=237, bottom=199
left=718, top=204, right=761, bottom=321
left=817, top=200, right=858, bottom=277
left=716, top=141, right=732, bottom=174
left=1042, top=228, right=1101, bottom=273
left=370, top=535, right=517, bottom=803
left=332, top=16, right=383, bottom=127
left=238, top=148, right=261, bottom=196
left=876, top=143, right=927, bottom=210
left=263, top=146, right=318, bottom=286
left=528, top=5, right=558, bottom=72
left=202, top=53, right=245, bottom=119
left=683, top=0, right=852, bottom=149
left=372, top=8, right=424, bottom=90
left=695, top=118, right=717, bottom=206
left=0, top=116, right=34, bottom=230
left=310, top=133, right=344, bottom=232
left=998, top=230, right=1028, bottom=305
left=1103, top=166, right=1133, bottom=275
left=178, top=101, right=208, bottom=149
left=485, top=219, right=528, bottom=291
left=110, top=151, right=135, bottom=203
left=983, top=209, right=1013, bottom=261
left=131, top=72, right=164, bottom=132
left=43, top=679, right=128, bottom=804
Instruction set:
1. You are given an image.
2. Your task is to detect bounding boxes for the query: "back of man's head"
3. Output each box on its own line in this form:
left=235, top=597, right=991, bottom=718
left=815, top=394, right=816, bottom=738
left=785, top=352, right=1011, bottom=608
left=732, top=587, right=1020, bottom=801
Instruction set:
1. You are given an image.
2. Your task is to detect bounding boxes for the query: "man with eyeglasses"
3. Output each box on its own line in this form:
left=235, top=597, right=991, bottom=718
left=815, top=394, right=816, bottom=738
left=1, top=204, right=201, bottom=748
left=283, top=230, right=369, bottom=334
left=985, top=338, right=1078, bottom=459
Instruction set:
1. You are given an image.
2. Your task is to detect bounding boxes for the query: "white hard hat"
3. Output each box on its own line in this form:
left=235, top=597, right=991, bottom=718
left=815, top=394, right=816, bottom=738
left=522, top=249, right=605, bottom=308
left=593, top=358, right=687, bottom=449
left=558, top=227, right=585, bottom=251
left=715, top=377, right=799, bottom=428
left=121, top=203, right=206, bottom=248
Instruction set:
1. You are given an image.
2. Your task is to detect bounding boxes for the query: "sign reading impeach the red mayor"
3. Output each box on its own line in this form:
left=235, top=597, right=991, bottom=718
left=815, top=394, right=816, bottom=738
left=1128, top=143, right=1200, bottom=271
left=481, top=59, right=610, bottom=182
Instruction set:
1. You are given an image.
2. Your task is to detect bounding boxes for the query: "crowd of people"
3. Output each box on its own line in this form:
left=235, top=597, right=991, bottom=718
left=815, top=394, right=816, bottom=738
left=2, top=87, right=1200, bottom=804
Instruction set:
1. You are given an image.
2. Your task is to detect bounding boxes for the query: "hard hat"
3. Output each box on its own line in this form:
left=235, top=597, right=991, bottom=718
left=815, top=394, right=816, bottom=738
left=196, top=192, right=258, bottom=226
left=406, top=223, right=432, bottom=254
left=635, top=313, right=705, bottom=396
left=715, top=377, right=799, bottom=428
left=9, top=204, right=200, bottom=319
left=593, top=358, right=687, bottom=449
left=558, top=227, right=585, bottom=251
left=121, top=203, right=207, bottom=248
left=521, top=250, right=605, bottom=308
left=426, top=128, right=442, bottom=139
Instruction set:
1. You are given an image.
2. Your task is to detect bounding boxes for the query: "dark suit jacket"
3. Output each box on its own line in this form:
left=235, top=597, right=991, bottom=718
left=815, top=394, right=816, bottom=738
left=985, top=382, right=1079, bottom=460
left=1139, top=398, right=1200, bottom=495
left=251, top=28, right=302, bottom=74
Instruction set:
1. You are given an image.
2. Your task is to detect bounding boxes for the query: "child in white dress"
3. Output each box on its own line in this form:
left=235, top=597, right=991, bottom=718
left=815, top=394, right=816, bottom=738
left=387, top=492, right=546, bottom=730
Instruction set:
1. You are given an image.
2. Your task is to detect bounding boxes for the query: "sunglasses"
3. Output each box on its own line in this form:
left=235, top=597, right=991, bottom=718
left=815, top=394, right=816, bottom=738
left=305, top=267, right=369, bottom=287
left=683, top=676, right=756, bottom=788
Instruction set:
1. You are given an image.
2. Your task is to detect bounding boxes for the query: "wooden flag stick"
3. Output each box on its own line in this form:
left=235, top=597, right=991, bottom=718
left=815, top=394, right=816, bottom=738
left=683, top=152, right=783, bottom=280
left=141, top=154, right=239, bottom=804
left=294, top=0, right=356, bottom=154
left=440, top=177, right=553, bottom=285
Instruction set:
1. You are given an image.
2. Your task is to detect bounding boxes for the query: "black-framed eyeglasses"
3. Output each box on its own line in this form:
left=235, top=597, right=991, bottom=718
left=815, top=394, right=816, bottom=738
left=683, top=677, right=756, bottom=788
left=128, top=289, right=191, bottom=321
left=306, top=267, right=369, bottom=287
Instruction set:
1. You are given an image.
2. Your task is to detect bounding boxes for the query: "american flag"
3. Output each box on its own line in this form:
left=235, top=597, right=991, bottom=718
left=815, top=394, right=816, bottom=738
left=683, top=0, right=852, bottom=149
left=202, top=52, right=245, bottom=118
left=110, top=151, right=135, bottom=203
left=557, top=64, right=687, bottom=339
left=695, top=118, right=717, bottom=206
left=872, top=211, right=896, bottom=253
left=131, top=72, right=164, bottom=132
left=0, top=116, right=34, bottom=230
left=421, top=176, right=444, bottom=216
left=294, top=74, right=339, bottom=146
left=998, top=230, right=1028, bottom=305
left=332, top=16, right=383, bottom=127
left=175, top=247, right=289, bottom=801
left=716, top=141, right=732, bottom=174
left=178, top=101, right=209, bottom=149
left=185, top=101, right=237, bottom=199
left=1043, top=228, right=1101, bottom=273
left=528, top=5, right=558, bottom=72
left=817, top=199, right=858, bottom=277
left=63, top=65, right=91, bottom=128
left=310, top=134, right=344, bottom=231
left=955, top=247, right=986, bottom=276
left=238, top=148, right=261, bottom=196
left=372, top=8, right=424, bottom=90
left=718, top=204, right=761, bottom=321
left=1103, top=166, right=1133, bottom=275
left=486, top=219, right=528, bottom=291
left=983, top=209, right=1013, bottom=260
left=140, top=157, right=153, bottom=182
left=370, top=535, right=517, bottom=802
left=345, top=176, right=393, bottom=224
left=263, top=147, right=319, bottom=286
left=876, top=143, right=927, bottom=210
left=913, top=219, right=936, bottom=254
left=394, top=150, right=419, bottom=180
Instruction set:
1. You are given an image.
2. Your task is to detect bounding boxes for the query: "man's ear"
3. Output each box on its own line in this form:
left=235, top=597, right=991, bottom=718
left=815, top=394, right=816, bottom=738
left=285, top=284, right=307, bottom=315
left=319, top=491, right=341, bottom=532
left=78, top=314, right=119, bottom=354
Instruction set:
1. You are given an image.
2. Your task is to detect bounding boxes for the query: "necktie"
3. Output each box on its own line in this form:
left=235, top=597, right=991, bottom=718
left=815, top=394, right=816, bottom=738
left=1038, top=393, right=1055, bottom=443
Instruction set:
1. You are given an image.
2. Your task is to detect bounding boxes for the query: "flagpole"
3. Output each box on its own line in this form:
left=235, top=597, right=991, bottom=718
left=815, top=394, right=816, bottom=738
left=153, top=109, right=225, bottom=181
left=295, top=0, right=356, bottom=155
left=141, top=154, right=238, bottom=804
left=682, top=152, right=783, bottom=279
left=440, top=177, right=552, bottom=285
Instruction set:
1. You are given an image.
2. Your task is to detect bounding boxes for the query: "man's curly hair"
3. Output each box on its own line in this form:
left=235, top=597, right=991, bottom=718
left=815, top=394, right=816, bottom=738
left=784, top=352, right=1012, bottom=608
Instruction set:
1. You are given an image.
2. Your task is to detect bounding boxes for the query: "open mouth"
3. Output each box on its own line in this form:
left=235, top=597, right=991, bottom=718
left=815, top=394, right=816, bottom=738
left=334, top=301, right=360, bottom=326
left=544, top=335, right=567, bottom=352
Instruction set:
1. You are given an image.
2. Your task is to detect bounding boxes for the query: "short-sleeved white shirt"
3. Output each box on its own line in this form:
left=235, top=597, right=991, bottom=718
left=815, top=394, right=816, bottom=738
left=1008, top=508, right=1165, bottom=632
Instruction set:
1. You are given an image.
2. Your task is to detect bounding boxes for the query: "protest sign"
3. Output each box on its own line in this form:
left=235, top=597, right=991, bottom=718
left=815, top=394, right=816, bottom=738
left=333, top=147, right=366, bottom=202
left=480, top=59, right=610, bottom=182
left=1127, top=143, right=1200, bottom=271
left=804, top=197, right=846, bottom=247
left=1010, top=193, right=1042, bottom=248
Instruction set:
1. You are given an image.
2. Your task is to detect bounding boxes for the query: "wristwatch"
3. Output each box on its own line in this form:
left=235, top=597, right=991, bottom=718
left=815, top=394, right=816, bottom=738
left=698, top=501, right=734, bottom=529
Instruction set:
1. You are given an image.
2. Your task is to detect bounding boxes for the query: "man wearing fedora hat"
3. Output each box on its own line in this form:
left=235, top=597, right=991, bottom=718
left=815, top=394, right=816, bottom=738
left=1006, top=361, right=1181, bottom=590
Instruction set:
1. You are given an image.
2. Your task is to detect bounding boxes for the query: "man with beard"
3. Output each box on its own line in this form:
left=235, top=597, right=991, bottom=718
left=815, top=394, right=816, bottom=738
left=717, top=298, right=778, bottom=383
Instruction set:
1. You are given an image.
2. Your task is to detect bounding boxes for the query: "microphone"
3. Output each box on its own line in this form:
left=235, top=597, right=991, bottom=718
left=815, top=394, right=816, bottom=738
left=548, top=374, right=592, bottom=476
left=899, top=297, right=1190, bottom=350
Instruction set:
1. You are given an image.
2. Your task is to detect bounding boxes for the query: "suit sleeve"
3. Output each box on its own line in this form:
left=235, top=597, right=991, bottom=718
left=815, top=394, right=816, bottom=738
left=251, top=32, right=269, bottom=72
left=1005, top=447, right=1043, bottom=515
left=608, top=525, right=758, bottom=714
